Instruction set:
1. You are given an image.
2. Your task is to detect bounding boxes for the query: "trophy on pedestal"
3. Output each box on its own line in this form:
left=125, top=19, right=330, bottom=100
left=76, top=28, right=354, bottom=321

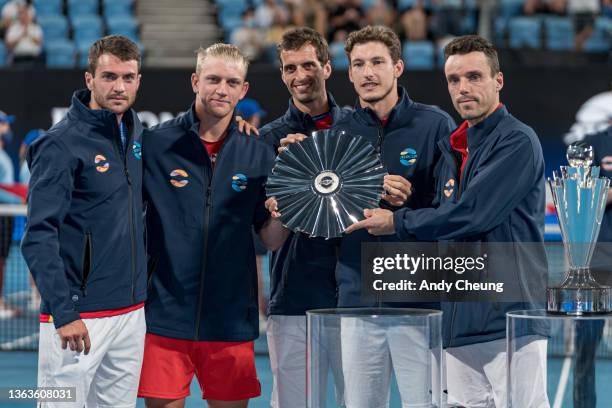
left=547, top=142, right=612, bottom=315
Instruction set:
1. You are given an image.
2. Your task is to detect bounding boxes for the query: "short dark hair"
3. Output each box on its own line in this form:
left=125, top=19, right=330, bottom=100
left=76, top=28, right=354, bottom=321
left=344, top=26, right=402, bottom=63
left=444, top=35, right=500, bottom=76
left=277, top=27, right=329, bottom=67
left=88, top=35, right=141, bottom=75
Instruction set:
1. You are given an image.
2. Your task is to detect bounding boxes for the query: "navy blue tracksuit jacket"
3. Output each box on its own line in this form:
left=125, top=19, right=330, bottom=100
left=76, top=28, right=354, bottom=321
left=143, top=105, right=275, bottom=341
left=394, top=106, right=546, bottom=347
left=260, top=93, right=349, bottom=315
left=335, top=86, right=456, bottom=307
left=22, top=89, right=147, bottom=329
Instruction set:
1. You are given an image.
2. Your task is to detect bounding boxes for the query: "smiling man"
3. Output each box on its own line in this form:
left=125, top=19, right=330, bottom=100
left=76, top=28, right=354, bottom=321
left=22, top=35, right=147, bottom=407
left=137, top=44, right=286, bottom=408
left=346, top=35, right=548, bottom=407
left=258, top=27, right=349, bottom=408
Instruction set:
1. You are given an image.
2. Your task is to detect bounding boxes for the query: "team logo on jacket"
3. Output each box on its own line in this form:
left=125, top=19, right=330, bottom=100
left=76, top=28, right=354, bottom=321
left=231, top=173, right=248, bottom=192
left=602, top=156, right=612, bottom=172
left=444, top=178, right=455, bottom=198
left=400, top=148, right=417, bottom=166
left=94, top=154, right=109, bottom=173
left=170, top=169, right=189, bottom=187
left=132, top=141, right=142, bottom=160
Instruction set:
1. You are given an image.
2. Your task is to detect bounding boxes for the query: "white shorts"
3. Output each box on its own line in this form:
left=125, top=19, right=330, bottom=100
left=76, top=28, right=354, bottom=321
left=267, top=315, right=344, bottom=408
left=445, top=336, right=549, bottom=408
left=37, top=307, right=146, bottom=408
left=340, top=317, right=436, bottom=408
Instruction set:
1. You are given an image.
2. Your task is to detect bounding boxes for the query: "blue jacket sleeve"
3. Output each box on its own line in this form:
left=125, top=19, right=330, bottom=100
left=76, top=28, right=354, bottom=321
left=21, top=136, right=80, bottom=329
left=394, top=131, right=540, bottom=241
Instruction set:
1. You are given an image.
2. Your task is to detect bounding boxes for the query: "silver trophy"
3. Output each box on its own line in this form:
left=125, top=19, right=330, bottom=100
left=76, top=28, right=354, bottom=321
left=266, top=129, right=386, bottom=239
left=547, top=142, right=612, bottom=314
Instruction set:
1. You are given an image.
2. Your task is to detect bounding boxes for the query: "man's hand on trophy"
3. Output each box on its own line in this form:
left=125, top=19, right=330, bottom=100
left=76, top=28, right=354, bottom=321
left=382, top=175, right=412, bottom=207
left=265, top=197, right=281, bottom=218
left=345, top=208, right=395, bottom=235
left=235, top=116, right=259, bottom=136
left=278, top=133, right=308, bottom=154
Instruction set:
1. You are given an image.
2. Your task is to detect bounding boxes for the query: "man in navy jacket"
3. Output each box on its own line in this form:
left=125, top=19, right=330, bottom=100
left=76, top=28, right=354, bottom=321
left=137, top=44, right=286, bottom=408
left=22, top=35, right=147, bottom=407
left=347, top=35, right=548, bottom=407
left=258, top=27, right=348, bottom=408
left=265, top=25, right=456, bottom=407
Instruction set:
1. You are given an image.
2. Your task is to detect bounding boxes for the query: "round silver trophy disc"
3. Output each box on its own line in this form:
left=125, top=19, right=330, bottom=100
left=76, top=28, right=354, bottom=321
left=266, top=129, right=386, bottom=239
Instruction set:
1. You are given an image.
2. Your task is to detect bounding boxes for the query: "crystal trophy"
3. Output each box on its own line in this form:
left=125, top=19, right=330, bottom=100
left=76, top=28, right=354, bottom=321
left=547, top=142, right=612, bottom=314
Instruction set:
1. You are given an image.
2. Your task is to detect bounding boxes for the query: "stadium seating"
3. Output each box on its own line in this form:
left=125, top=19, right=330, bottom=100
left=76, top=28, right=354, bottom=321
left=499, top=0, right=524, bottom=19
left=72, top=15, right=104, bottom=44
left=218, top=8, right=244, bottom=32
left=215, top=0, right=245, bottom=9
left=437, top=43, right=446, bottom=67
left=361, top=0, right=377, bottom=11
left=0, top=42, right=6, bottom=67
left=33, top=0, right=63, bottom=18
left=106, top=15, right=139, bottom=41
left=584, top=17, right=612, bottom=52
left=103, top=0, right=133, bottom=18
left=76, top=38, right=95, bottom=68
left=544, top=16, right=574, bottom=51
left=403, top=41, right=435, bottom=70
left=38, top=15, right=69, bottom=43
left=330, top=41, right=349, bottom=69
left=45, top=39, right=76, bottom=68
left=67, top=0, right=99, bottom=19
left=508, top=17, right=541, bottom=49
left=397, top=0, right=417, bottom=11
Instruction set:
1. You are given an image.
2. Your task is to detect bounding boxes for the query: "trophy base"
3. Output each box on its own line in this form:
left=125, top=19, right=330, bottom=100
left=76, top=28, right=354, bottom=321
left=547, top=286, right=612, bottom=315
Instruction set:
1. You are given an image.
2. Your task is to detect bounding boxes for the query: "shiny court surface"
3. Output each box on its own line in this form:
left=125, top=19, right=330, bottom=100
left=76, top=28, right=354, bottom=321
left=1, top=351, right=612, bottom=407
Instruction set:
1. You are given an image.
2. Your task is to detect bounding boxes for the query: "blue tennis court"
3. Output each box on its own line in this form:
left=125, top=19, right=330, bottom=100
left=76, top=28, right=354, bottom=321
left=2, top=243, right=612, bottom=407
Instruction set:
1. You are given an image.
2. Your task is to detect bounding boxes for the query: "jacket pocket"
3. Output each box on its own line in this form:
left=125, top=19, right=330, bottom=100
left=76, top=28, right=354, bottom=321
left=80, top=232, right=93, bottom=296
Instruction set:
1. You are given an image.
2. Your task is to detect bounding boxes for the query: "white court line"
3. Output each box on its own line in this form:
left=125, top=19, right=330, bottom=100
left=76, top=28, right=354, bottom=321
left=0, top=333, right=39, bottom=351
left=552, top=356, right=572, bottom=408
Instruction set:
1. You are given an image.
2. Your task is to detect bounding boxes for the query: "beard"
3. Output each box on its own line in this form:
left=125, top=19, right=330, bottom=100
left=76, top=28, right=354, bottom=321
left=92, top=90, right=131, bottom=114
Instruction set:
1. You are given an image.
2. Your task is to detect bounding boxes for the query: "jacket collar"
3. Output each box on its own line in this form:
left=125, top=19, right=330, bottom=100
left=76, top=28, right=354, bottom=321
left=283, top=92, right=342, bottom=130
left=466, top=104, right=507, bottom=151
left=354, top=86, right=414, bottom=131
left=67, top=89, right=142, bottom=140
left=440, top=104, right=508, bottom=152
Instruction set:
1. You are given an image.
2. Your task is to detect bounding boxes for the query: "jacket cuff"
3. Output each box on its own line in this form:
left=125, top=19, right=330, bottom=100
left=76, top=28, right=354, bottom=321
left=393, top=208, right=409, bottom=240
left=51, top=308, right=81, bottom=329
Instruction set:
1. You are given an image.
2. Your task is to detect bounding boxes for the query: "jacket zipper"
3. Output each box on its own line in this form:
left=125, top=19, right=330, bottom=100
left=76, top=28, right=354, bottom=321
left=376, top=122, right=384, bottom=307
left=195, top=182, right=212, bottom=340
left=376, top=123, right=384, bottom=157
left=80, top=232, right=92, bottom=296
left=438, top=142, right=460, bottom=345
left=194, top=134, right=228, bottom=340
left=112, top=121, right=137, bottom=301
